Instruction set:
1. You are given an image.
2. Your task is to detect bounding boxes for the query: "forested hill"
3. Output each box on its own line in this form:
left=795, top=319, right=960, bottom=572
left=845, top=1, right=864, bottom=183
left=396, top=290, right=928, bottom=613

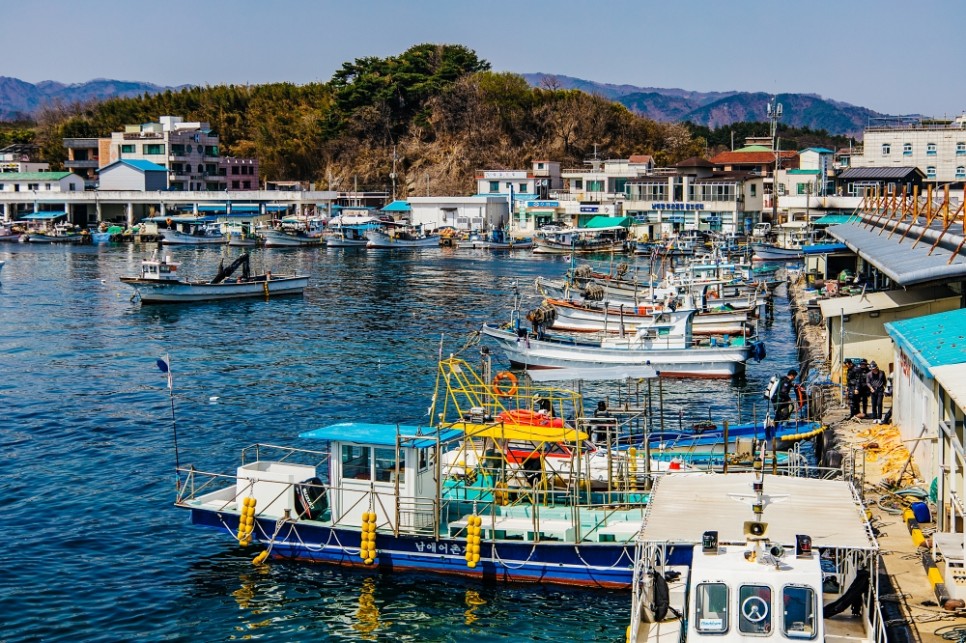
left=4, top=45, right=848, bottom=193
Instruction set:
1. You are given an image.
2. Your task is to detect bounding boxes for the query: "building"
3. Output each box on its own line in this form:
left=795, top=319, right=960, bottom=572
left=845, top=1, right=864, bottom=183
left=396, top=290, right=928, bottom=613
left=0, top=171, right=85, bottom=220
left=622, top=158, right=765, bottom=238
left=221, top=157, right=260, bottom=191
left=834, top=167, right=926, bottom=197
left=408, top=196, right=509, bottom=233
left=850, top=115, right=966, bottom=186
left=0, top=144, right=49, bottom=173
left=62, top=138, right=101, bottom=188
left=97, top=159, right=169, bottom=191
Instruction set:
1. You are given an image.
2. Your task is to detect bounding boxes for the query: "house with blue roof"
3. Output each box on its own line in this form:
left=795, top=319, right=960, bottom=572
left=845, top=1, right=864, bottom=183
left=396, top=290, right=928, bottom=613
left=97, top=159, right=168, bottom=191
left=885, top=308, right=966, bottom=536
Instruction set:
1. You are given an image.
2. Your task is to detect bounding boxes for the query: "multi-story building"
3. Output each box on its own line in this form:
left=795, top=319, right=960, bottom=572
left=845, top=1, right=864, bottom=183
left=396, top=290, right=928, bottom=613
left=851, top=114, right=966, bottom=185
left=623, top=158, right=764, bottom=238
left=0, top=144, right=49, bottom=173
left=62, top=138, right=101, bottom=188
left=221, top=157, right=260, bottom=191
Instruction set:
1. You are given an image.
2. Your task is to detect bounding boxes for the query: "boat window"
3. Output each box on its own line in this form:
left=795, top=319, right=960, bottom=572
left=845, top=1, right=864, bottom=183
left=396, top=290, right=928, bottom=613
left=341, top=445, right=371, bottom=480
left=695, top=582, right=729, bottom=633
left=738, top=584, right=772, bottom=635
left=782, top=585, right=817, bottom=639
left=374, top=447, right=404, bottom=483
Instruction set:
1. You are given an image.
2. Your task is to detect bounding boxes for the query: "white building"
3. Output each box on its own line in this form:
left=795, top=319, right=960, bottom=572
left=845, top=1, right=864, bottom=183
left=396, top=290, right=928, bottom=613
left=98, top=159, right=169, bottom=191
left=408, top=196, right=509, bottom=233
left=851, top=115, right=966, bottom=185
left=0, top=144, right=49, bottom=173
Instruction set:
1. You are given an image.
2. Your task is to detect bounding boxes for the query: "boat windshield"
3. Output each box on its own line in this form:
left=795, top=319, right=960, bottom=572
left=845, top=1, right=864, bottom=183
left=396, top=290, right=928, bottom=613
left=738, top=584, right=772, bottom=635
left=782, top=585, right=817, bottom=639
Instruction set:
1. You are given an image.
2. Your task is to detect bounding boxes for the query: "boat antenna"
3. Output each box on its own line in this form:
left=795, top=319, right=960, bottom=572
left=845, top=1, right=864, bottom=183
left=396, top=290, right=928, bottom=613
left=157, top=354, right=181, bottom=490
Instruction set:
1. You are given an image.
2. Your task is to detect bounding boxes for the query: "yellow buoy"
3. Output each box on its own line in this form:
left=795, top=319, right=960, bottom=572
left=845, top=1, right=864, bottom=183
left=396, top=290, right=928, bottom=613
left=253, top=550, right=269, bottom=565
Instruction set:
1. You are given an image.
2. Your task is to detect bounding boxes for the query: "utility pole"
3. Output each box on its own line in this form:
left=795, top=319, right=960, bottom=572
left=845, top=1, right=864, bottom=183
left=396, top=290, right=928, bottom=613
left=767, top=100, right=783, bottom=224
left=390, top=145, right=397, bottom=201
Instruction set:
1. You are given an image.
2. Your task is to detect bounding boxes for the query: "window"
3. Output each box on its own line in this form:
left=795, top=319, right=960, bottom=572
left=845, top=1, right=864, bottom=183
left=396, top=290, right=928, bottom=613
left=519, top=183, right=527, bottom=193
left=927, top=166, right=937, bottom=178
left=695, top=583, right=729, bottom=633
left=232, top=180, right=240, bottom=189
left=27, top=183, right=39, bottom=190
left=957, top=166, right=966, bottom=178
left=927, top=143, right=937, bottom=155
left=143, top=143, right=164, bottom=155
left=374, top=447, right=404, bottom=483
left=574, top=179, right=583, bottom=190
left=242, top=180, right=251, bottom=189
left=738, top=585, right=772, bottom=634
left=537, top=162, right=545, bottom=169
left=782, top=585, right=817, bottom=639
left=750, top=184, right=757, bottom=197
left=45, top=184, right=51, bottom=191
left=341, top=445, right=371, bottom=480
left=488, top=181, right=499, bottom=193
left=232, top=166, right=240, bottom=175
left=957, top=142, right=966, bottom=155
left=121, top=144, right=135, bottom=154
left=903, top=143, right=912, bottom=155
left=881, top=143, right=891, bottom=156
left=587, top=180, right=604, bottom=192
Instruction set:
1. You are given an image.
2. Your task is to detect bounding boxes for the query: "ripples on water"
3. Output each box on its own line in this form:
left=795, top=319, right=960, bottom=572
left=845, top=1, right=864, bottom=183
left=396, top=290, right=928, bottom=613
left=0, top=244, right=798, bottom=642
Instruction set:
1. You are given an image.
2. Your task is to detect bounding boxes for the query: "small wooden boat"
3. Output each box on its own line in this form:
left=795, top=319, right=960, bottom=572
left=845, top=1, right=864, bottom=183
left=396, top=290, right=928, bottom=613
left=325, top=215, right=381, bottom=248
left=259, top=216, right=325, bottom=247
left=533, top=226, right=628, bottom=255
left=120, top=252, right=307, bottom=303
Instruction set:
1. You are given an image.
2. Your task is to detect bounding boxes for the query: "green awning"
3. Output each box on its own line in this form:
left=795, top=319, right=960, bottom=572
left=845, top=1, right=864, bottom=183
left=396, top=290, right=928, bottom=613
left=583, top=216, right=633, bottom=229
left=813, top=214, right=860, bottom=226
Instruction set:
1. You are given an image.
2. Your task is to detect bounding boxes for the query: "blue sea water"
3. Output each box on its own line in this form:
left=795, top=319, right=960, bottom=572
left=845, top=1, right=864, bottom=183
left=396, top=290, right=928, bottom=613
left=0, top=244, right=799, bottom=642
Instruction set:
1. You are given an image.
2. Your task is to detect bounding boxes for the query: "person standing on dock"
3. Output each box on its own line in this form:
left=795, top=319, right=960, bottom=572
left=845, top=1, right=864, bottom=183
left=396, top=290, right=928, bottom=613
left=867, top=361, right=887, bottom=421
left=774, top=369, right=798, bottom=421
left=848, top=359, right=870, bottom=418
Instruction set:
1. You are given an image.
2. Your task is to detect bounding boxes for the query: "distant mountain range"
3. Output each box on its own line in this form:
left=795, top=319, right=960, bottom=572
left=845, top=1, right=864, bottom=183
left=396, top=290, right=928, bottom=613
left=522, top=74, right=885, bottom=136
left=0, top=77, right=183, bottom=121
left=1, top=73, right=884, bottom=137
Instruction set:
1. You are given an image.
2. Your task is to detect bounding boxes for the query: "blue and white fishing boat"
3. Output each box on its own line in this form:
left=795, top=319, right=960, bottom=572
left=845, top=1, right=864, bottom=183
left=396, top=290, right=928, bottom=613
left=259, top=216, right=326, bottom=247
left=175, top=357, right=664, bottom=588
left=627, top=470, right=882, bottom=642
left=325, top=215, right=382, bottom=248
left=159, top=218, right=225, bottom=245
left=120, top=252, right=307, bottom=303
left=366, top=221, right=440, bottom=248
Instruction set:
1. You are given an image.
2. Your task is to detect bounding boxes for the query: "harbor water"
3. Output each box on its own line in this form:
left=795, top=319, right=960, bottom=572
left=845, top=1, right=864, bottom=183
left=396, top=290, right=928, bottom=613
left=0, top=243, right=801, bottom=642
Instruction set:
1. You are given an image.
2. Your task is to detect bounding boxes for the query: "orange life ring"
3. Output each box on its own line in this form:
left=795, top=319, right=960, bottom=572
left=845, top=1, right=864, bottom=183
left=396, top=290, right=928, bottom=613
left=492, top=371, right=518, bottom=397
left=708, top=290, right=719, bottom=300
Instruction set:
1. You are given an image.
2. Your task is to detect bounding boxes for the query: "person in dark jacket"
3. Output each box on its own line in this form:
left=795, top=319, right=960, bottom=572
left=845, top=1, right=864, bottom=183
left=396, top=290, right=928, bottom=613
left=846, top=360, right=864, bottom=418
left=866, top=361, right=887, bottom=420
left=850, top=359, right=870, bottom=417
left=774, top=369, right=798, bottom=421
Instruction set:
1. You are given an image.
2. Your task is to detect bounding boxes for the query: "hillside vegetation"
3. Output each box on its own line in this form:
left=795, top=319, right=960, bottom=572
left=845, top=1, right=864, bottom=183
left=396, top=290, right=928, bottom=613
left=12, top=44, right=847, bottom=195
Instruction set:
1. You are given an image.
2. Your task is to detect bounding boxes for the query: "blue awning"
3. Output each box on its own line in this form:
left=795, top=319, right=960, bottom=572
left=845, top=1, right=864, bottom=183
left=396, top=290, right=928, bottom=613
left=19, top=211, right=67, bottom=220
left=300, top=422, right=460, bottom=448
left=143, top=215, right=218, bottom=223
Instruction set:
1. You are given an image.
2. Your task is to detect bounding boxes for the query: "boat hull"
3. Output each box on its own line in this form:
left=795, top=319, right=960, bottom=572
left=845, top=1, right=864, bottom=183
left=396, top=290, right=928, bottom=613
left=533, top=240, right=625, bottom=254
left=481, top=325, right=751, bottom=378
left=366, top=229, right=440, bottom=248
left=160, top=229, right=225, bottom=245
left=188, top=508, right=636, bottom=588
left=548, top=300, right=752, bottom=336
left=752, top=243, right=803, bottom=261
left=259, top=229, right=324, bottom=247
left=120, top=275, right=308, bottom=303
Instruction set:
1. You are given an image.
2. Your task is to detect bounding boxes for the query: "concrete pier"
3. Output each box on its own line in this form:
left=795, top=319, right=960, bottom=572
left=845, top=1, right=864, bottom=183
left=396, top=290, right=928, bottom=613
left=788, top=277, right=963, bottom=642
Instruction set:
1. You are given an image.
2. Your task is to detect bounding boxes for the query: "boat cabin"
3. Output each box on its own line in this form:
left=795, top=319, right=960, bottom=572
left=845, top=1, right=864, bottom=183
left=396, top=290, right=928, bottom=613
left=138, top=253, right=181, bottom=281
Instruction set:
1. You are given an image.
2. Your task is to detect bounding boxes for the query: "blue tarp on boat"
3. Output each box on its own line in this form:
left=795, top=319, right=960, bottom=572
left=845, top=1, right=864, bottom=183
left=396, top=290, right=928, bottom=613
left=802, top=242, right=849, bottom=255
left=19, top=211, right=67, bottom=220
left=301, top=422, right=461, bottom=447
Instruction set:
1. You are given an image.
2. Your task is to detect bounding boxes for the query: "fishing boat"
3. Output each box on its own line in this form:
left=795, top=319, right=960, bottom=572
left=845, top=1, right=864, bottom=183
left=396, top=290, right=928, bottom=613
left=159, top=219, right=226, bottom=245
left=751, top=243, right=804, bottom=262
left=259, top=216, right=326, bottom=247
left=366, top=221, right=440, bottom=248
left=226, top=223, right=261, bottom=247
left=325, top=215, right=382, bottom=248
left=0, top=223, right=22, bottom=242
left=481, top=308, right=764, bottom=378
left=458, top=228, right=533, bottom=250
left=627, top=470, right=882, bottom=642
left=120, top=251, right=307, bottom=303
left=533, top=226, right=628, bottom=255
left=174, top=357, right=666, bottom=588
left=24, top=221, right=88, bottom=244
left=90, top=224, right=124, bottom=244
left=545, top=297, right=756, bottom=337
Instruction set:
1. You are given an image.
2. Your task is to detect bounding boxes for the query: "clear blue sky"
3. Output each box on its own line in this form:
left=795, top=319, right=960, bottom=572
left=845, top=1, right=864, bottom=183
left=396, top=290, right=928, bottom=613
left=5, top=0, right=963, bottom=117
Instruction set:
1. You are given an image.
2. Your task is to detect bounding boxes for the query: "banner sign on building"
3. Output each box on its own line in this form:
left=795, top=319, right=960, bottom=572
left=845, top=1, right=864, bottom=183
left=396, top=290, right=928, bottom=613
left=484, top=171, right=528, bottom=180
left=527, top=201, right=559, bottom=208
left=652, top=202, right=705, bottom=210
left=580, top=206, right=599, bottom=213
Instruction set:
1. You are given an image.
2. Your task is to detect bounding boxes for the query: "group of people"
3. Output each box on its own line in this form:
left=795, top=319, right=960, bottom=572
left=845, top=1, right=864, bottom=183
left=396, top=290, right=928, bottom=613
left=845, top=358, right=890, bottom=421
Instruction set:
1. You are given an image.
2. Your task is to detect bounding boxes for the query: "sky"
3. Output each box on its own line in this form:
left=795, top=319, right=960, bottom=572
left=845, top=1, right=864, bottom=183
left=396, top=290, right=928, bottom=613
left=4, top=0, right=964, bottom=117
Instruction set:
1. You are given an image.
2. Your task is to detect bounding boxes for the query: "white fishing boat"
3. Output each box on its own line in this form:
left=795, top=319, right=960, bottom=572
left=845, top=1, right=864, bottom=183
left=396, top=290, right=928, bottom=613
left=159, top=218, right=226, bottom=245
left=325, top=215, right=381, bottom=248
left=259, top=216, right=325, bottom=247
left=120, top=252, right=308, bottom=303
left=481, top=309, right=764, bottom=378
left=533, top=226, right=628, bottom=255
left=545, top=298, right=755, bottom=337
left=366, top=222, right=440, bottom=248
left=0, top=223, right=23, bottom=242
left=627, top=470, right=882, bottom=642
left=458, top=228, right=533, bottom=250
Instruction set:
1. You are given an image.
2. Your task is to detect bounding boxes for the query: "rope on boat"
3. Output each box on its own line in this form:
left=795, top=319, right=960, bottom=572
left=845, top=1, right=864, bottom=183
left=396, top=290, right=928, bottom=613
left=572, top=543, right=635, bottom=570
left=489, top=541, right=539, bottom=570
left=253, top=516, right=289, bottom=565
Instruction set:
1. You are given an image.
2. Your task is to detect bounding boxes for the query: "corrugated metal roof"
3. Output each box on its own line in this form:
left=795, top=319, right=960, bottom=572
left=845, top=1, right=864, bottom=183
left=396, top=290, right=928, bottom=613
left=638, top=473, right=876, bottom=550
left=828, top=223, right=966, bottom=286
left=787, top=168, right=820, bottom=175
left=885, top=308, right=966, bottom=372
left=0, top=172, right=72, bottom=181
left=931, top=364, right=966, bottom=411
left=838, top=166, right=923, bottom=180
left=121, top=159, right=167, bottom=172
left=818, top=285, right=958, bottom=318
left=813, top=214, right=859, bottom=226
